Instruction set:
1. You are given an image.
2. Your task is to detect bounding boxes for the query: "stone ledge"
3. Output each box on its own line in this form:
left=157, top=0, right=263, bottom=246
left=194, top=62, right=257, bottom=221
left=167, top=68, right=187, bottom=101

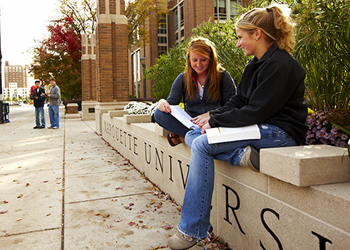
left=108, top=110, right=128, bottom=118
left=155, top=123, right=169, bottom=137
left=123, top=114, right=151, bottom=124
left=101, top=114, right=350, bottom=249
left=260, top=145, right=350, bottom=187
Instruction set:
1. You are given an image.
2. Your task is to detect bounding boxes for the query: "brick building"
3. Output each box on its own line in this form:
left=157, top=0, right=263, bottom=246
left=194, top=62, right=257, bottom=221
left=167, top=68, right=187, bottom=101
left=129, top=0, right=249, bottom=99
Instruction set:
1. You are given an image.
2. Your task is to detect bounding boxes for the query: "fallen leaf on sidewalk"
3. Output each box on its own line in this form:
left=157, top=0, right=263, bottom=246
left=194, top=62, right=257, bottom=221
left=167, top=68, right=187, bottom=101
left=163, top=224, right=173, bottom=230
left=16, top=218, right=22, bottom=221
left=103, top=214, right=110, bottom=218
left=17, top=194, right=23, bottom=198
left=3, top=201, right=8, bottom=204
left=43, top=181, right=48, bottom=183
left=0, top=210, right=8, bottom=214
left=149, top=245, right=168, bottom=250
left=26, top=183, right=30, bottom=187
left=114, top=218, right=123, bottom=222
left=128, top=221, right=135, bottom=226
left=124, top=203, right=134, bottom=210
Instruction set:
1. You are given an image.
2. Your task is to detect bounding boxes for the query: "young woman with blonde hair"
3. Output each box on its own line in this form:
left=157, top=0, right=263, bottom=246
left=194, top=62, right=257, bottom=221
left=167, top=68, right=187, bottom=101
left=154, top=37, right=236, bottom=147
left=168, top=4, right=308, bottom=249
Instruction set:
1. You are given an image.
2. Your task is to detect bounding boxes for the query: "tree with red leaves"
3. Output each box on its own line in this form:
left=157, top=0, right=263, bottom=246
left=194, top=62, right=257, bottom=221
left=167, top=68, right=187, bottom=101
left=29, top=0, right=96, bottom=100
left=29, top=15, right=82, bottom=100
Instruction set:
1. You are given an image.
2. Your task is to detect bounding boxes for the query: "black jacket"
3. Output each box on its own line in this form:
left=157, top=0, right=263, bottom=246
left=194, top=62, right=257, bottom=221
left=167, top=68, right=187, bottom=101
left=31, top=87, right=46, bottom=108
left=209, top=44, right=308, bottom=145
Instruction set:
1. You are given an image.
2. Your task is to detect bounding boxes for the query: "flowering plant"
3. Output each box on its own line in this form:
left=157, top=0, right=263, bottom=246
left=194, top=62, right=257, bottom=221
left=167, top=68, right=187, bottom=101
left=306, top=110, right=350, bottom=151
left=332, top=123, right=350, bottom=158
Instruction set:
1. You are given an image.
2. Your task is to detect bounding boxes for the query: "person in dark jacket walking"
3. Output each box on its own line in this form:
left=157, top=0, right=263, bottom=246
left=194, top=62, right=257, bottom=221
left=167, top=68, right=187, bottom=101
left=30, top=80, right=46, bottom=129
left=153, top=37, right=236, bottom=147
left=168, top=4, right=308, bottom=249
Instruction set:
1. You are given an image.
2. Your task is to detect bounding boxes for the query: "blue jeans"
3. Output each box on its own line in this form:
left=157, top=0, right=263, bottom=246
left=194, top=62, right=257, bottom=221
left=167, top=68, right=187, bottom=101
left=153, top=108, right=190, bottom=137
left=178, top=124, right=297, bottom=239
left=35, top=106, right=45, bottom=127
left=49, top=105, right=59, bottom=128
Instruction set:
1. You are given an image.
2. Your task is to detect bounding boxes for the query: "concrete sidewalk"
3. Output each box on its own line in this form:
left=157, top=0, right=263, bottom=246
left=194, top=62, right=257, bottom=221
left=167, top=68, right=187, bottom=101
left=0, top=106, right=221, bottom=250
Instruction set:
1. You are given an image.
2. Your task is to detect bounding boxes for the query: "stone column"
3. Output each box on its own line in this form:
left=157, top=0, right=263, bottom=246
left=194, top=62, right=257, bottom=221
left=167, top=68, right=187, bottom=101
left=95, top=0, right=130, bottom=134
left=81, top=34, right=97, bottom=121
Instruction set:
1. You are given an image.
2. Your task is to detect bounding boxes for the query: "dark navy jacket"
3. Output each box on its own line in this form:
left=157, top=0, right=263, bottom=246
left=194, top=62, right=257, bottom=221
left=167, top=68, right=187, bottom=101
left=209, top=44, right=308, bottom=145
left=31, top=87, right=46, bottom=108
left=166, top=71, right=236, bottom=117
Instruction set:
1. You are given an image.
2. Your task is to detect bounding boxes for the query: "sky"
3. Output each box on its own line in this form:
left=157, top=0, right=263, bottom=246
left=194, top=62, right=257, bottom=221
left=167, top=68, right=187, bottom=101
left=1, top=0, right=59, bottom=86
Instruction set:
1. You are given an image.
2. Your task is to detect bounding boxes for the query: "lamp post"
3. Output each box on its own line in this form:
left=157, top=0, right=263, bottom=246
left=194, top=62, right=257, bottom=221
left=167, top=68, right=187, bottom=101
left=140, top=57, right=146, bottom=99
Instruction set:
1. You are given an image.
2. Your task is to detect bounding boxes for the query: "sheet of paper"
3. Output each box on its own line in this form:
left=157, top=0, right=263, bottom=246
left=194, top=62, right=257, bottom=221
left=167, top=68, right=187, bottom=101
left=169, top=105, right=200, bottom=129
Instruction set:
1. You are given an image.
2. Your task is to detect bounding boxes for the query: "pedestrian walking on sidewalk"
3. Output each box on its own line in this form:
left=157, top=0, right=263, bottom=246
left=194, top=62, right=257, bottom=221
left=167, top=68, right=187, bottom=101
left=167, top=4, right=308, bottom=250
left=47, top=78, right=61, bottom=129
left=30, top=80, right=46, bottom=129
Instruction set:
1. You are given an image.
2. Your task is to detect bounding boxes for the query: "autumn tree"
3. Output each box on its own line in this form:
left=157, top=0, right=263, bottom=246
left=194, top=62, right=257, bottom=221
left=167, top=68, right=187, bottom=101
left=126, top=0, right=167, bottom=47
left=57, top=0, right=97, bottom=34
left=29, top=15, right=82, bottom=100
left=29, top=0, right=96, bottom=100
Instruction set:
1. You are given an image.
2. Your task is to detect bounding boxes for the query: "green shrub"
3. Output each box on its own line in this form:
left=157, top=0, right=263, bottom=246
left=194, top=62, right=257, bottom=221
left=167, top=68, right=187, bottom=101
left=293, top=0, right=350, bottom=111
left=145, top=41, right=188, bottom=100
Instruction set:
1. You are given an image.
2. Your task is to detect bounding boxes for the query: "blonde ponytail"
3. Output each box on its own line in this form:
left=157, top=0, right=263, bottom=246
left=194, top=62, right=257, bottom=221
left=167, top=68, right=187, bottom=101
left=236, top=4, right=296, bottom=53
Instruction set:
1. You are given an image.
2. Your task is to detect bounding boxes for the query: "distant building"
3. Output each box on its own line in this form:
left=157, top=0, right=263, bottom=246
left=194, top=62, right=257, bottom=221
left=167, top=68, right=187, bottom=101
left=3, top=61, right=29, bottom=100
left=129, top=0, right=248, bottom=99
left=4, top=82, right=28, bottom=101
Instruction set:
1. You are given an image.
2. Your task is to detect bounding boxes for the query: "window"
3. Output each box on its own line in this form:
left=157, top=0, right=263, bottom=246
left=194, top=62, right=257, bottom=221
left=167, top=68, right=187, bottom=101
left=158, top=46, right=167, bottom=57
left=174, top=1, right=185, bottom=45
left=157, top=12, right=168, bottom=58
left=180, top=3, right=184, bottom=28
left=230, top=0, right=242, bottom=18
left=158, top=14, right=167, bottom=34
left=174, top=8, right=178, bottom=31
left=158, top=36, right=167, bottom=44
left=214, top=0, right=226, bottom=20
left=215, top=0, right=242, bottom=21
